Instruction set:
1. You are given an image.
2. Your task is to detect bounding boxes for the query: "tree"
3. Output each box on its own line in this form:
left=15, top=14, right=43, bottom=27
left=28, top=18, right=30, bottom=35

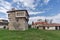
left=45, top=19, right=48, bottom=22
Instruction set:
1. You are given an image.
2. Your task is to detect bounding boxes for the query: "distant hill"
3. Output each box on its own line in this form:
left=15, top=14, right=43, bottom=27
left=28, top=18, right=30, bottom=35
left=0, top=29, right=60, bottom=40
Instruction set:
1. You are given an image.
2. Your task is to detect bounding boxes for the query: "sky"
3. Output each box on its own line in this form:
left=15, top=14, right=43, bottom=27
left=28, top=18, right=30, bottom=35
left=0, top=0, right=60, bottom=24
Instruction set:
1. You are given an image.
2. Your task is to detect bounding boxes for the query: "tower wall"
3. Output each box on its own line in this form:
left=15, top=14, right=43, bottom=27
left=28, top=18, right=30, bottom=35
left=7, top=9, right=29, bottom=30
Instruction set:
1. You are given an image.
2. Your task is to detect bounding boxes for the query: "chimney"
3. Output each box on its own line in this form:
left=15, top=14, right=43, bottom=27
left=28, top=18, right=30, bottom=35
left=11, top=8, right=16, bottom=11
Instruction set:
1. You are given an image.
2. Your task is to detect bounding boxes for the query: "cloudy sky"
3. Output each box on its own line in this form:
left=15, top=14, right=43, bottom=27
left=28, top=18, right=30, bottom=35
left=0, top=0, right=60, bottom=24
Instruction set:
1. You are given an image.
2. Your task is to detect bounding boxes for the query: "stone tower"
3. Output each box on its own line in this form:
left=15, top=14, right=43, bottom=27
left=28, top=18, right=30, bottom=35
left=7, top=8, right=29, bottom=30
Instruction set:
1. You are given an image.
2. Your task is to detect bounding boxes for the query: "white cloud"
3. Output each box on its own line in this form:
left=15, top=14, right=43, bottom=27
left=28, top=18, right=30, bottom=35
left=0, top=0, right=12, bottom=10
left=22, top=0, right=36, bottom=9
left=28, top=16, right=46, bottom=24
left=29, top=13, right=60, bottom=24
left=13, top=0, right=50, bottom=11
left=13, top=0, right=39, bottom=10
left=0, top=0, right=12, bottom=13
left=43, top=0, right=50, bottom=4
left=29, top=11, right=45, bottom=15
left=13, top=0, right=51, bottom=10
left=0, top=0, right=12, bottom=19
left=0, top=17, right=8, bottom=20
left=52, top=14, right=60, bottom=23
left=0, top=7, right=7, bottom=13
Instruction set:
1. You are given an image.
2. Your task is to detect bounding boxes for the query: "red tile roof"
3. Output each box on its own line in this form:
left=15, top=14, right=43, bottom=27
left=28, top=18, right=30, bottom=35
left=34, top=22, right=47, bottom=25
left=33, top=22, right=60, bottom=26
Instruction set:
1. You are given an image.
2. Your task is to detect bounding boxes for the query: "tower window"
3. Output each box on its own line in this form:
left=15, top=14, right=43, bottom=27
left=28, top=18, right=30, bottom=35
left=17, top=12, right=24, bottom=16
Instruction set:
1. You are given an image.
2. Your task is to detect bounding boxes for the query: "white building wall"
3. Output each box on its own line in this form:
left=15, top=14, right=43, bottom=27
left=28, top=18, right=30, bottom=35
left=0, top=25, right=4, bottom=28
left=57, top=27, right=59, bottom=30
left=31, top=25, right=34, bottom=28
left=39, top=27, right=43, bottom=29
left=45, top=27, right=55, bottom=30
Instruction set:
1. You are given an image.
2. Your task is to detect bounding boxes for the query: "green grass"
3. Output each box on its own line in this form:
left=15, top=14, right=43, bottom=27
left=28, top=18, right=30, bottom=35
left=0, top=29, right=60, bottom=40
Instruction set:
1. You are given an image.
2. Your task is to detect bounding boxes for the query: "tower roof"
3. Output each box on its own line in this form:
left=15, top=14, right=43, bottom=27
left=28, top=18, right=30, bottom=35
left=7, top=9, right=29, bottom=17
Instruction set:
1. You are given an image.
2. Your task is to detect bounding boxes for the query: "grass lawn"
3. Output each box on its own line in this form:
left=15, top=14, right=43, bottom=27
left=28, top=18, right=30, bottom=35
left=0, top=29, right=60, bottom=40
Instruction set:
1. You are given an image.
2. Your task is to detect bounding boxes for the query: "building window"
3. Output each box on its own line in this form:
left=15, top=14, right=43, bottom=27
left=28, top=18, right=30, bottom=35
left=37, top=27, right=39, bottom=29
left=4, top=26, right=6, bottom=29
left=47, top=27, right=49, bottom=29
left=17, top=12, right=24, bottom=16
left=17, top=13, right=20, bottom=16
left=43, top=26, right=45, bottom=29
